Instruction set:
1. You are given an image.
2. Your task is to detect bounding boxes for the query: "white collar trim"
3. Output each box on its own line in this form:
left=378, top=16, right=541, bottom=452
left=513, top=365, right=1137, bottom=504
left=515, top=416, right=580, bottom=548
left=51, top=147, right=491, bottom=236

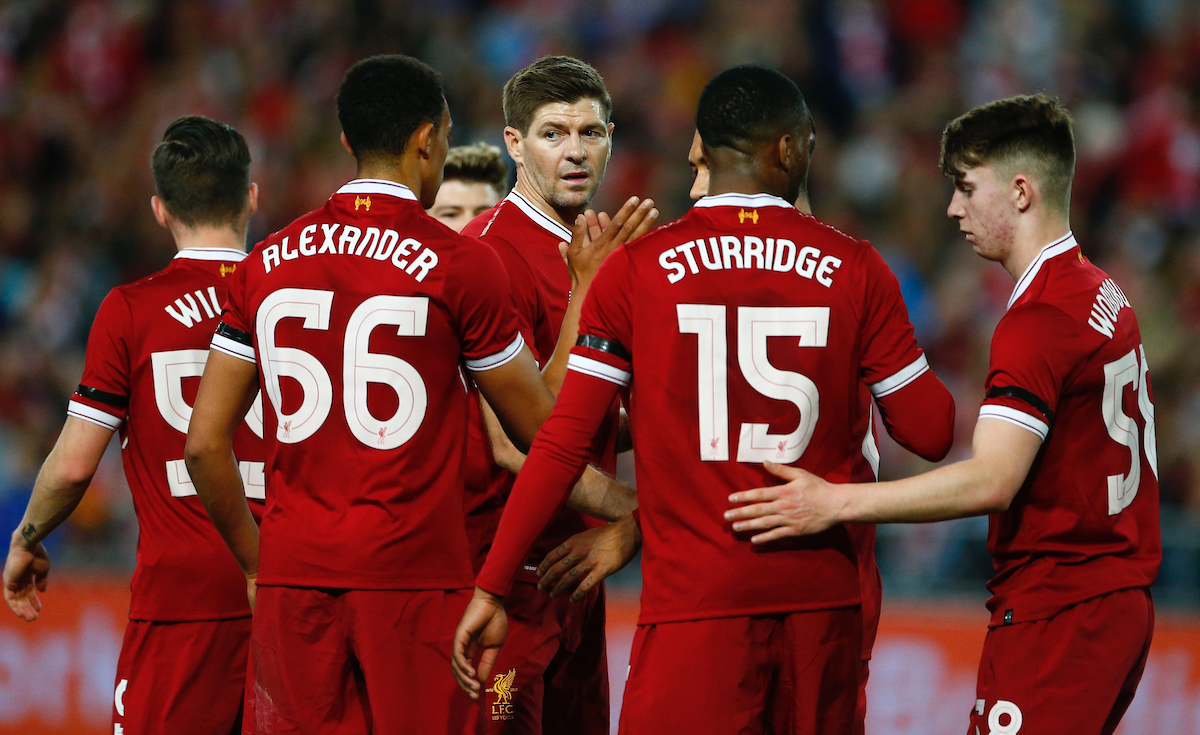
left=1007, top=232, right=1078, bottom=309
left=335, top=179, right=419, bottom=201
left=693, top=192, right=795, bottom=209
left=505, top=190, right=573, bottom=240
left=174, top=248, right=247, bottom=262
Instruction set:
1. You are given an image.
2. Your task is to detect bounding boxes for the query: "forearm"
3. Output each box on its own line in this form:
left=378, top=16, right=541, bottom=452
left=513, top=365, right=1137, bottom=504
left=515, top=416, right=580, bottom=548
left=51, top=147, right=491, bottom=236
left=12, top=461, right=91, bottom=549
left=566, top=467, right=637, bottom=522
left=11, top=418, right=112, bottom=549
left=839, top=456, right=1012, bottom=524
left=186, top=448, right=259, bottom=576
left=481, top=397, right=526, bottom=474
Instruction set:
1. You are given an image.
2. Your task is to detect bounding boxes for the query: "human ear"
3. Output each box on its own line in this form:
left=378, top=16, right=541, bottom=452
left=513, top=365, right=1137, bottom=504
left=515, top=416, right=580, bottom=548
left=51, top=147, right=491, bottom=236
left=503, top=127, right=524, bottom=166
left=414, top=121, right=435, bottom=159
left=151, top=196, right=170, bottom=229
left=1012, top=174, right=1033, bottom=213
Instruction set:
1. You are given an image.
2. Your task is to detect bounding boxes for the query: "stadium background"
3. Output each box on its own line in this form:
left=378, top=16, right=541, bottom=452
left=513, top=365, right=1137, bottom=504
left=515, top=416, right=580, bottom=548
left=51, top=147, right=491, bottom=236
left=0, top=0, right=1198, bottom=731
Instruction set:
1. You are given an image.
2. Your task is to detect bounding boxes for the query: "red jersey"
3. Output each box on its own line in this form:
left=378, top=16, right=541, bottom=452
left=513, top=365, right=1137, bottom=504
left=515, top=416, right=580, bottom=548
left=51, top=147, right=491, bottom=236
left=978, top=233, right=1161, bottom=626
left=479, top=193, right=940, bottom=623
left=213, top=179, right=524, bottom=590
left=69, top=248, right=266, bottom=622
left=460, top=189, right=618, bottom=581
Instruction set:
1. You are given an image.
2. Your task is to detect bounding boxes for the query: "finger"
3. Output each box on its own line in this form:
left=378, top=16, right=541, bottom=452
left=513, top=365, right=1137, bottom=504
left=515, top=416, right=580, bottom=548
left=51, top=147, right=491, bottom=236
left=630, top=207, right=659, bottom=240
left=752, top=526, right=801, bottom=545
left=615, top=199, right=656, bottom=245
left=536, top=544, right=570, bottom=578
left=477, top=647, right=500, bottom=692
left=558, top=241, right=568, bottom=263
left=762, top=460, right=805, bottom=481
left=29, top=589, right=41, bottom=612
left=584, top=210, right=603, bottom=241
left=727, top=486, right=782, bottom=506
left=731, top=514, right=788, bottom=533
left=451, top=631, right=478, bottom=692
left=550, top=560, right=593, bottom=598
left=597, top=211, right=611, bottom=231
left=568, top=570, right=602, bottom=603
left=602, top=197, right=642, bottom=240
left=725, top=499, right=782, bottom=522
left=35, top=572, right=47, bottom=593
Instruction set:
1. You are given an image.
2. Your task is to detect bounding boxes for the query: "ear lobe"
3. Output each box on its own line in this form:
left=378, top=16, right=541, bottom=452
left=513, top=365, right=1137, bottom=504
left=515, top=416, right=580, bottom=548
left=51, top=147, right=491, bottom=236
left=778, top=136, right=793, bottom=171
left=503, top=127, right=523, bottom=164
left=1013, top=175, right=1033, bottom=213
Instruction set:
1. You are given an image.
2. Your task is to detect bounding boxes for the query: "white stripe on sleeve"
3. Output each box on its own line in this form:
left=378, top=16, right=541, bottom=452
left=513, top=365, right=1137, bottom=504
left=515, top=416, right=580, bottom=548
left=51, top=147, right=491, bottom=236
left=869, top=354, right=930, bottom=398
left=978, top=405, right=1048, bottom=440
left=567, top=354, right=631, bottom=387
left=465, top=334, right=525, bottom=372
left=211, top=333, right=257, bottom=363
left=68, top=400, right=123, bottom=430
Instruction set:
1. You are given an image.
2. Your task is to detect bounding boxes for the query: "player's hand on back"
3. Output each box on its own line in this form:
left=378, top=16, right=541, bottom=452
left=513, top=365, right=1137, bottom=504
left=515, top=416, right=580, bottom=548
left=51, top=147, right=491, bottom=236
left=452, top=587, right=509, bottom=699
left=536, top=514, right=641, bottom=602
left=724, top=462, right=845, bottom=544
left=3, top=538, right=50, bottom=622
left=559, top=196, right=658, bottom=289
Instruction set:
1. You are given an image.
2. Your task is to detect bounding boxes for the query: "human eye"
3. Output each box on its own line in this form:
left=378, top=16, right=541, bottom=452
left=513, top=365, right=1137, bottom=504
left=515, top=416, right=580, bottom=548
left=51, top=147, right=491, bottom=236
left=544, top=130, right=562, bottom=141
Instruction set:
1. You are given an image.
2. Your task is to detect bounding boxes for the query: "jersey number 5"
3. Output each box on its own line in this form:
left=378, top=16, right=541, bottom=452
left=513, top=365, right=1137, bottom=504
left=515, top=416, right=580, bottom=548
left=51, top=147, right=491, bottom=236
left=1103, top=344, right=1157, bottom=515
left=257, top=289, right=429, bottom=450
left=678, top=305, right=828, bottom=464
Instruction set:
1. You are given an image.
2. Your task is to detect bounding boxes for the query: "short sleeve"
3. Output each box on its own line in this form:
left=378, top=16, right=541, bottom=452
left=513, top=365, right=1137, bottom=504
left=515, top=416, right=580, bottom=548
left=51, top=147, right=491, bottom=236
left=449, top=240, right=526, bottom=371
left=979, top=302, right=1083, bottom=440
left=212, top=256, right=256, bottom=364
left=568, top=248, right=633, bottom=388
left=858, top=246, right=928, bottom=397
left=69, top=289, right=132, bottom=430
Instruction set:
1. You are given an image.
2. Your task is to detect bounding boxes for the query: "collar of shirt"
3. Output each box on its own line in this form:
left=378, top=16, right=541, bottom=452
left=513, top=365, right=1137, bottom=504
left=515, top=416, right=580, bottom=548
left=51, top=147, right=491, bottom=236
left=692, top=192, right=795, bottom=210
left=1007, top=231, right=1078, bottom=309
left=503, top=189, right=574, bottom=241
left=335, top=178, right=419, bottom=201
left=174, top=248, right=248, bottom=262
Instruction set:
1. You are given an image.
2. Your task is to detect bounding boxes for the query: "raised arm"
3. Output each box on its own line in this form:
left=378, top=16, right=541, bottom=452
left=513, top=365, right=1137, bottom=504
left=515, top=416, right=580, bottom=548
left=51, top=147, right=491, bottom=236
left=4, top=418, right=113, bottom=621
left=185, top=350, right=261, bottom=602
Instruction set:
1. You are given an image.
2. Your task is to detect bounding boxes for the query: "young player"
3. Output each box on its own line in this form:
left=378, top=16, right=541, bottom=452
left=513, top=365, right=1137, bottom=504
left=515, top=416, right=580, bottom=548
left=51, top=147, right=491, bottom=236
left=2, top=116, right=265, bottom=735
left=726, top=94, right=1161, bottom=735
left=535, top=124, right=954, bottom=734
left=453, top=65, right=955, bottom=734
left=182, top=54, right=647, bottom=735
left=428, top=142, right=510, bottom=232
left=459, top=56, right=654, bottom=734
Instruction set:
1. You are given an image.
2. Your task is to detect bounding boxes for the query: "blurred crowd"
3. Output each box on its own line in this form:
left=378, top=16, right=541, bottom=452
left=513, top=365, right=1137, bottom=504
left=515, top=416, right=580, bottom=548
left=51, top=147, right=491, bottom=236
left=1, top=0, right=1198, bottom=595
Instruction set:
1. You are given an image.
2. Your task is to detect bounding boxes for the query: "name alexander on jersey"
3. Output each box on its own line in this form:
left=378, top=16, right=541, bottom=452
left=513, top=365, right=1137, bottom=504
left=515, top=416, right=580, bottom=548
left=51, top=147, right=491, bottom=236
left=260, top=220, right=440, bottom=281
left=658, top=234, right=843, bottom=287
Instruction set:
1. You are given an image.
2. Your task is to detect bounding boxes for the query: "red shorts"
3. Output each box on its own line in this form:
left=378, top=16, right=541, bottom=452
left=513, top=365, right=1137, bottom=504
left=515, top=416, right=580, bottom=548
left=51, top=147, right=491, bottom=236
left=969, top=587, right=1153, bottom=735
left=113, top=616, right=251, bottom=735
left=619, top=606, right=862, bottom=735
left=482, top=582, right=608, bottom=735
left=251, top=586, right=481, bottom=735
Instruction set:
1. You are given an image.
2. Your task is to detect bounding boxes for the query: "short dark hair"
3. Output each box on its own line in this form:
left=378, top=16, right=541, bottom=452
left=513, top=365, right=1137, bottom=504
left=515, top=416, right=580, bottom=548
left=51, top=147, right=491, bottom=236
left=337, top=55, right=446, bottom=160
left=150, top=116, right=251, bottom=228
left=696, top=65, right=812, bottom=151
left=503, top=56, right=612, bottom=135
left=941, top=94, right=1076, bottom=213
left=443, top=143, right=509, bottom=193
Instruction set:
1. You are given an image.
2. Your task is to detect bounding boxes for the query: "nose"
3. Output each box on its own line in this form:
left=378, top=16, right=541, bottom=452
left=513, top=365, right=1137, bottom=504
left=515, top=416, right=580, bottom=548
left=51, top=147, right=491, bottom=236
left=947, top=190, right=965, bottom=220
left=564, top=133, right=586, bottom=164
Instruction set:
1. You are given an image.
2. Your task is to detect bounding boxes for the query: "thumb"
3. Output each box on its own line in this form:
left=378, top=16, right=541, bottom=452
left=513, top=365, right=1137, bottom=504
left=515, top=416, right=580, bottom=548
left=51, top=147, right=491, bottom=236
left=763, top=460, right=805, bottom=481
left=559, top=241, right=569, bottom=263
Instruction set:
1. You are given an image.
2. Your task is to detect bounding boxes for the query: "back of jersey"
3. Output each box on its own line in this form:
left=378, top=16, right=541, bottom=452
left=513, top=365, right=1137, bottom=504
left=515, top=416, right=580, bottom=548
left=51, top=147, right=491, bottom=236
left=214, top=180, right=523, bottom=591
left=70, top=248, right=265, bottom=621
left=579, top=193, right=929, bottom=624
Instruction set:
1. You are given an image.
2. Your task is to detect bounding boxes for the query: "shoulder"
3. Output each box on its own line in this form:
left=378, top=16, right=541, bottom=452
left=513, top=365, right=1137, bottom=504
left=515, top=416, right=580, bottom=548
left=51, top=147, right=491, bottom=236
left=461, top=202, right=505, bottom=238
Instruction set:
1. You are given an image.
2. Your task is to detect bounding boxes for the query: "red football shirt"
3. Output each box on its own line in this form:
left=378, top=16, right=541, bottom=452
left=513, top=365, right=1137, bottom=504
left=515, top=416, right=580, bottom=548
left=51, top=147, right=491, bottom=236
left=479, top=193, right=935, bottom=623
left=460, top=189, right=618, bottom=580
left=213, top=179, right=524, bottom=590
left=978, top=233, right=1161, bottom=626
left=69, top=248, right=266, bottom=622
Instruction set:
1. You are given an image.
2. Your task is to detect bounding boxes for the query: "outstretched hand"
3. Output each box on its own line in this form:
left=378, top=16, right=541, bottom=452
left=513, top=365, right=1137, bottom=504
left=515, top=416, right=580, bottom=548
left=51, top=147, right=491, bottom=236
left=4, top=540, right=50, bottom=622
left=559, top=196, right=658, bottom=288
left=724, top=462, right=845, bottom=544
left=451, top=587, right=509, bottom=699
left=537, top=514, right=641, bottom=602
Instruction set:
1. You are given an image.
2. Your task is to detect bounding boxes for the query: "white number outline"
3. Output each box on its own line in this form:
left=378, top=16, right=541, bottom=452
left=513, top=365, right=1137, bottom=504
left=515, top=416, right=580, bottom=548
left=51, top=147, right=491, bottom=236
left=1102, top=345, right=1158, bottom=515
left=678, top=304, right=829, bottom=463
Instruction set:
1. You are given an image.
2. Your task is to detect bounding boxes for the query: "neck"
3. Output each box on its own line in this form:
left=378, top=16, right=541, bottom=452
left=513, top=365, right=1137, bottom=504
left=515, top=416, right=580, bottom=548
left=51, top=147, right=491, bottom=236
left=357, top=157, right=424, bottom=200
left=513, top=171, right=584, bottom=228
left=794, top=190, right=812, bottom=215
left=1000, top=214, right=1072, bottom=282
left=172, top=224, right=247, bottom=253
